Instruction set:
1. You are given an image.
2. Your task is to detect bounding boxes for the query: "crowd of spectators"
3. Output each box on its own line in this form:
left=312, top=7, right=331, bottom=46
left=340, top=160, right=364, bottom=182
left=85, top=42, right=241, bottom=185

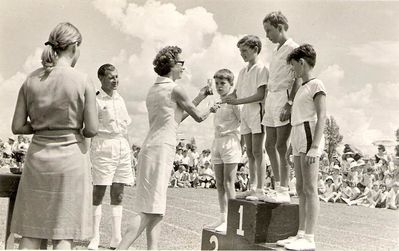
left=165, top=141, right=399, bottom=210
left=168, top=142, right=254, bottom=190
left=3, top=135, right=398, bottom=210
left=316, top=144, right=399, bottom=210
left=0, top=135, right=31, bottom=171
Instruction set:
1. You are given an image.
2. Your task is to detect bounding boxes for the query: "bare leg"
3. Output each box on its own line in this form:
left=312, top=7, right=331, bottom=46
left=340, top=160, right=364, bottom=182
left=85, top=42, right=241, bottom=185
left=243, top=134, right=256, bottom=189
left=265, top=127, right=279, bottom=184
left=146, top=214, right=163, bottom=250
left=300, top=153, right=319, bottom=234
left=117, top=212, right=151, bottom=250
left=214, top=164, right=226, bottom=214
left=276, top=124, right=292, bottom=187
left=294, top=156, right=306, bottom=232
left=252, top=133, right=265, bottom=190
left=224, top=163, right=238, bottom=201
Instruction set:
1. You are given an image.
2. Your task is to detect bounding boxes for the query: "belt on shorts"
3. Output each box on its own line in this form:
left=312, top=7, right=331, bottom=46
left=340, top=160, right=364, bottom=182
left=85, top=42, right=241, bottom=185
left=96, top=133, right=126, bottom=139
left=34, top=129, right=81, bottom=136
left=268, top=89, right=290, bottom=95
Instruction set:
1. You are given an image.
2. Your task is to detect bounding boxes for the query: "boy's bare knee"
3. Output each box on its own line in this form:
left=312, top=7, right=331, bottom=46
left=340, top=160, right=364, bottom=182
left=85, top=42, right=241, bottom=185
left=303, top=185, right=318, bottom=197
left=111, top=192, right=124, bottom=205
left=252, top=149, right=263, bottom=159
left=276, top=142, right=288, bottom=154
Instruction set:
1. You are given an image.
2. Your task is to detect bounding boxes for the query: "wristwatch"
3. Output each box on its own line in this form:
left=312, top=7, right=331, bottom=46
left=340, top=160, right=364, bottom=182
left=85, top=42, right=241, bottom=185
left=287, top=100, right=293, bottom=106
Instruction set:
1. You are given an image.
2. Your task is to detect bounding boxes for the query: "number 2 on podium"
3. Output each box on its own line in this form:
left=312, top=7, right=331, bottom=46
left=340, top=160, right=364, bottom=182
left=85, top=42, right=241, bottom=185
left=236, top=205, right=244, bottom=236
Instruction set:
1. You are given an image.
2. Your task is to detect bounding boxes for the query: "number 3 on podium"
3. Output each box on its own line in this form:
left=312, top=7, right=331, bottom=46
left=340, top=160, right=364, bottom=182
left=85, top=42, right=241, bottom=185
left=236, top=205, right=244, bottom=236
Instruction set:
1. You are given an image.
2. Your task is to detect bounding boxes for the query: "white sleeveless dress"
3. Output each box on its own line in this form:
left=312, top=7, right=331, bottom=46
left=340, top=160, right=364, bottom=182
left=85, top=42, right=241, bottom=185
left=133, top=76, right=183, bottom=214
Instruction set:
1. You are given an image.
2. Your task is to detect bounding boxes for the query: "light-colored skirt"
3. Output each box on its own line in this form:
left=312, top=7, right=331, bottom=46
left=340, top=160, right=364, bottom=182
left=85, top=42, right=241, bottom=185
left=133, top=143, right=175, bottom=215
left=10, top=130, right=92, bottom=240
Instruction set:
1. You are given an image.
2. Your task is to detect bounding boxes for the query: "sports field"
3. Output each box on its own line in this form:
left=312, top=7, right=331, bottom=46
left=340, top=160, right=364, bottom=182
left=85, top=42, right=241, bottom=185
left=1, top=187, right=399, bottom=250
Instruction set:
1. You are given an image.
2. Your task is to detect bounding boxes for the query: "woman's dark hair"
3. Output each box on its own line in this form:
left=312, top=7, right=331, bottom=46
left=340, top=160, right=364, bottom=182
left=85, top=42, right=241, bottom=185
left=153, top=46, right=182, bottom=76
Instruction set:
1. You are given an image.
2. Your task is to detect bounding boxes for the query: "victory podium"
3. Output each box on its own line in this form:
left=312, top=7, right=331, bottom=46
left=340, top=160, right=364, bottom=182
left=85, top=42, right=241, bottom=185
left=201, top=198, right=299, bottom=250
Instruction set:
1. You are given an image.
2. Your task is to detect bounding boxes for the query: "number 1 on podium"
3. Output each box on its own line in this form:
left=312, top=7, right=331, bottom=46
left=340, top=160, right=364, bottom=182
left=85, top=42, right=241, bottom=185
left=236, top=205, right=244, bottom=236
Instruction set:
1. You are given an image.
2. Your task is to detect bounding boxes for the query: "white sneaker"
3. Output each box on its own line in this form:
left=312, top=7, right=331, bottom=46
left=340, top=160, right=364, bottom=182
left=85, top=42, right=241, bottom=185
left=276, top=235, right=301, bottom=247
left=205, top=220, right=224, bottom=229
left=246, top=189, right=265, bottom=201
left=109, top=237, right=121, bottom=249
left=214, top=222, right=227, bottom=233
left=285, top=238, right=315, bottom=250
left=236, top=189, right=256, bottom=199
left=87, top=238, right=99, bottom=250
left=262, top=188, right=291, bottom=203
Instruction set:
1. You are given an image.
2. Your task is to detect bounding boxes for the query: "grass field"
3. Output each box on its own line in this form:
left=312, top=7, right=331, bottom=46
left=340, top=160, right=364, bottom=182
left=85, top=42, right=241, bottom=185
left=1, top=187, right=399, bottom=250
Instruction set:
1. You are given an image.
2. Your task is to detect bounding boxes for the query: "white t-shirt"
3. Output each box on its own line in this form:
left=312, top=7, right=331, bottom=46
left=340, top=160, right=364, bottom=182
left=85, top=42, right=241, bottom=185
left=236, top=60, right=268, bottom=100
left=267, top=38, right=298, bottom=93
left=213, top=103, right=241, bottom=138
left=291, top=78, right=326, bottom=126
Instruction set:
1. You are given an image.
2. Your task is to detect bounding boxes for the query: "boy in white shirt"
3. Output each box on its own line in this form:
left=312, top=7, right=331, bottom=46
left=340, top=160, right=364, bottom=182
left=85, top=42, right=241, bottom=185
left=278, top=44, right=327, bottom=251
left=207, top=69, right=241, bottom=233
left=223, top=35, right=269, bottom=200
left=262, top=11, right=301, bottom=203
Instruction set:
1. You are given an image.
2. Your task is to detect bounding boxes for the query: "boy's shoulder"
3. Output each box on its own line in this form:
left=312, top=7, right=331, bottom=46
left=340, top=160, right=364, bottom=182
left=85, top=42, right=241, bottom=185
left=286, top=38, right=299, bottom=50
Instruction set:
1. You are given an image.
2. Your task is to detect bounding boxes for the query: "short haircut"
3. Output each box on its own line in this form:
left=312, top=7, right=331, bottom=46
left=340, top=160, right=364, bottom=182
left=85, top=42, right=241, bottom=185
left=97, top=64, right=116, bottom=79
left=237, top=35, right=262, bottom=54
left=213, top=69, right=234, bottom=86
left=153, top=46, right=182, bottom=76
left=286, top=44, right=317, bottom=68
left=263, top=11, right=289, bottom=31
left=378, top=144, right=385, bottom=151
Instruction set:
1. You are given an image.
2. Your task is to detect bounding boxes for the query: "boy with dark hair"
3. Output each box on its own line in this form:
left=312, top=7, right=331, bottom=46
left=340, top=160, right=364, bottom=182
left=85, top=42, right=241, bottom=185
left=278, top=44, right=326, bottom=250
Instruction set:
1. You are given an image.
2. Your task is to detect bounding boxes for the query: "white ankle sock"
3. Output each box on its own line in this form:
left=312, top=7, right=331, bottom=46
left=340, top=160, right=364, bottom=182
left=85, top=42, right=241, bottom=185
left=111, top=205, right=123, bottom=246
left=88, top=205, right=102, bottom=249
left=297, top=230, right=305, bottom=238
left=279, top=186, right=289, bottom=192
left=275, top=181, right=281, bottom=189
left=93, top=205, right=102, bottom=238
left=220, top=212, right=227, bottom=222
left=304, top=234, right=315, bottom=242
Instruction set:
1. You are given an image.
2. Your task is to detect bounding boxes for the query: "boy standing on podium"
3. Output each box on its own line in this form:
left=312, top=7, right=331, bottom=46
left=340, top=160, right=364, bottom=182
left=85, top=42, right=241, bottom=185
left=277, top=44, right=326, bottom=250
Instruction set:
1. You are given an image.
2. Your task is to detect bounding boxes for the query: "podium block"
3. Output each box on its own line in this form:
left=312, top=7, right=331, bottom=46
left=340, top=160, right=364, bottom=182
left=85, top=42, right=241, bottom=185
left=201, top=228, right=231, bottom=250
left=227, top=199, right=299, bottom=243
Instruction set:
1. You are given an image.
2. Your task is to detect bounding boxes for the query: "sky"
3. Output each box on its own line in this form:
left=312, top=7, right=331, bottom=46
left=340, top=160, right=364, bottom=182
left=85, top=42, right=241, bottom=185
left=0, top=0, right=398, bottom=155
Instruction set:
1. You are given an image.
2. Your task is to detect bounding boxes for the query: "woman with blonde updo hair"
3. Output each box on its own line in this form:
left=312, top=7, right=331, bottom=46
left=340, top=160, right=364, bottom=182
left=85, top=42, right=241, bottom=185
left=10, top=22, right=98, bottom=249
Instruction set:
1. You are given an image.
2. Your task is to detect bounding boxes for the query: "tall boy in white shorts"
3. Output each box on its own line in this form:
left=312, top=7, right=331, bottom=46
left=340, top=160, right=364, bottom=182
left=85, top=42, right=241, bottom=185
left=262, top=11, right=301, bottom=203
left=208, top=69, right=241, bottom=233
left=223, top=35, right=269, bottom=200
left=277, top=44, right=326, bottom=251
left=89, top=64, right=134, bottom=250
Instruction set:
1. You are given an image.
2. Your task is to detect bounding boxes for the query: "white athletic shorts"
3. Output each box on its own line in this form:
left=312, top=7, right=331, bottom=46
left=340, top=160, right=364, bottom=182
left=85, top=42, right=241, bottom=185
left=240, top=103, right=264, bottom=135
left=211, top=134, right=242, bottom=165
left=90, top=136, right=134, bottom=186
left=291, top=121, right=325, bottom=157
left=263, top=90, right=290, bottom=127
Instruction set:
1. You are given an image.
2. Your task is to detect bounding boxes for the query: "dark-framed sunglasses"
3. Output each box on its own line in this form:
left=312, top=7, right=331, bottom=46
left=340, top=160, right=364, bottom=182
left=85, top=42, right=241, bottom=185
left=176, top=60, right=184, bottom=66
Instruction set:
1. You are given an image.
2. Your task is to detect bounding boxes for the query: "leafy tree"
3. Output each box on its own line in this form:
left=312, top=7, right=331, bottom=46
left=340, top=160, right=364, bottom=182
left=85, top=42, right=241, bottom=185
left=324, top=116, right=344, bottom=161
